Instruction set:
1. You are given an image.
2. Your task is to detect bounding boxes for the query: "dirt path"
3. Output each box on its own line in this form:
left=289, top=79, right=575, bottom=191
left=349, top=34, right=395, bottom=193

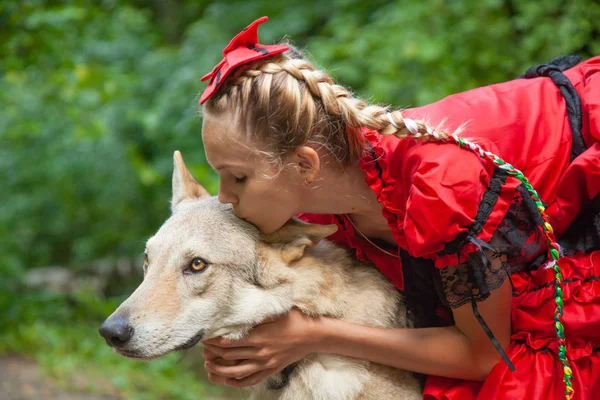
left=0, top=356, right=120, bottom=400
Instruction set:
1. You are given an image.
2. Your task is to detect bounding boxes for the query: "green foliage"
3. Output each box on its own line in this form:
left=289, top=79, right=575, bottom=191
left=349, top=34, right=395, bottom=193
left=2, top=0, right=599, bottom=273
left=0, top=283, right=229, bottom=399
left=1, top=0, right=598, bottom=397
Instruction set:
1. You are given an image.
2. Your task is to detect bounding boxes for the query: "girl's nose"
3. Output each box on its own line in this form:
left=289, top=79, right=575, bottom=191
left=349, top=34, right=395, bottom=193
left=218, top=184, right=238, bottom=205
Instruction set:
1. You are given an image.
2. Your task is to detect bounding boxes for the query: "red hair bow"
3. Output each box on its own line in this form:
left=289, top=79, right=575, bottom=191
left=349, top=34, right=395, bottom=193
left=199, top=16, right=289, bottom=104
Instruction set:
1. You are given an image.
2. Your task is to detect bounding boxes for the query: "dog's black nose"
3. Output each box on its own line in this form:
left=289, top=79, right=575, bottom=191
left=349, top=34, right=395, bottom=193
left=99, top=315, right=134, bottom=348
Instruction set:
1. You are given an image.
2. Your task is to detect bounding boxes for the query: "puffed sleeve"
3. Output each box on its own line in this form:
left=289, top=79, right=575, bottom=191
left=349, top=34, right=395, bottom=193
left=402, top=141, right=547, bottom=308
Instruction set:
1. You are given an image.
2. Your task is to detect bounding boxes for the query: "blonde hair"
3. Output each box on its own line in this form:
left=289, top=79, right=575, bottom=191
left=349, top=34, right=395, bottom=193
left=203, top=45, right=447, bottom=167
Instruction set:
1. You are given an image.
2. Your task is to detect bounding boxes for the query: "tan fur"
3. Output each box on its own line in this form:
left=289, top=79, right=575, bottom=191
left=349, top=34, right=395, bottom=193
left=100, top=152, right=421, bottom=399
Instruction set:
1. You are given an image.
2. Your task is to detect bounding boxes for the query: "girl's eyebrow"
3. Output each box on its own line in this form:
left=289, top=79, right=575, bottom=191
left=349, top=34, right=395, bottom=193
left=215, top=162, right=247, bottom=171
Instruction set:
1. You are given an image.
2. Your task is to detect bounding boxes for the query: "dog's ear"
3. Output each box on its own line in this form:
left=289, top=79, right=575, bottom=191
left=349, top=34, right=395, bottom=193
left=172, top=151, right=210, bottom=212
left=262, top=218, right=338, bottom=263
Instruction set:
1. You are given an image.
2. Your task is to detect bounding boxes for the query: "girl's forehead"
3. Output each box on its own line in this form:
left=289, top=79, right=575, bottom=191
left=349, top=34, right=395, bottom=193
left=202, top=117, right=263, bottom=168
left=203, top=112, right=254, bottom=144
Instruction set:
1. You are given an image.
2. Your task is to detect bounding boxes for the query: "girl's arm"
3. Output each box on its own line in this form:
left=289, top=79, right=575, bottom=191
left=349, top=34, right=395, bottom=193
left=315, top=276, right=511, bottom=380
left=203, top=259, right=512, bottom=387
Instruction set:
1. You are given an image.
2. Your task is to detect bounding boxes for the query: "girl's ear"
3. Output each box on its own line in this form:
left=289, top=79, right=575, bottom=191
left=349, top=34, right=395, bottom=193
left=293, top=146, right=320, bottom=184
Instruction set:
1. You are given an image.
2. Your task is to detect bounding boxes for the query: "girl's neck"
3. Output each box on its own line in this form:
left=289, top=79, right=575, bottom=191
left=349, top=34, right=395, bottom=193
left=299, top=161, right=380, bottom=218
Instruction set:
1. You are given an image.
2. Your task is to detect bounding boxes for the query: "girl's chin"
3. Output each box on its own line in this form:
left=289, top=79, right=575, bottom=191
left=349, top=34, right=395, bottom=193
left=239, top=215, right=292, bottom=234
left=258, top=220, right=288, bottom=235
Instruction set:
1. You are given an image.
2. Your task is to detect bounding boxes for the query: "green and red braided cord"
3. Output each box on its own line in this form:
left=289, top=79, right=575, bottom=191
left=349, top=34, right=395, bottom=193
left=418, top=128, right=574, bottom=400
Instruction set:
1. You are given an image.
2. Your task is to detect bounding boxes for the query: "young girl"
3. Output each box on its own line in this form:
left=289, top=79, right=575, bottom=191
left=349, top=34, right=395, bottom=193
left=199, top=17, right=600, bottom=399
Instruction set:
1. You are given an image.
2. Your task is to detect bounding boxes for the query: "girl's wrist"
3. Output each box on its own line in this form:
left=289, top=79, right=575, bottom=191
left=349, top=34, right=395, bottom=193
left=304, top=315, right=338, bottom=354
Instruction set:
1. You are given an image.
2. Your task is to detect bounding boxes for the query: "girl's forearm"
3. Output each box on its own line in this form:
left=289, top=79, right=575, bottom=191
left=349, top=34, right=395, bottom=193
left=308, top=316, right=499, bottom=381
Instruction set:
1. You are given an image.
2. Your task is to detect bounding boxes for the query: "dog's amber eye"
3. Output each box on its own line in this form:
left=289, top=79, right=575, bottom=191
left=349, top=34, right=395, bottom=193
left=143, top=252, right=149, bottom=272
left=190, top=258, right=208, bottom=272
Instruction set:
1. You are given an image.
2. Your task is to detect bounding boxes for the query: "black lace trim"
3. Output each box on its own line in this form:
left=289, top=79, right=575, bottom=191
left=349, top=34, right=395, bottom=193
left=438, top=182, right=546, bottom=308
left=469, top=168, right=510, bottom=238
left=401, top=174, right=548, bottom=373
left=402, top=174, right=548, bottom=315
left=491, top=184, right=546, bottom=269
left=438, top=252, right=509, bottom=308
left=436, top=167, right=508, bottom=257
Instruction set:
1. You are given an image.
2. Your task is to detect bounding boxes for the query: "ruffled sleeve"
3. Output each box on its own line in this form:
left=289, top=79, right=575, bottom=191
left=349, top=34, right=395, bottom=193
left=402, top=140, right=547, bottom=308
left=400, top=138, right=551, bottom=372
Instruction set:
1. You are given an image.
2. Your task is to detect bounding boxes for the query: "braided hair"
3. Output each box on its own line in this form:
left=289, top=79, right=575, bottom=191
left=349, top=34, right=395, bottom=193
left=203, top=45, right=447, bottom=168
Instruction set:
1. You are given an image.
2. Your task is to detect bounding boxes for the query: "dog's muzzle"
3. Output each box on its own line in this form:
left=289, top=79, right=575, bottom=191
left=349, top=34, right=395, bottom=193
left=174, top=328, right=205, bottom=351
left=99, top=315, right=134, bottom=349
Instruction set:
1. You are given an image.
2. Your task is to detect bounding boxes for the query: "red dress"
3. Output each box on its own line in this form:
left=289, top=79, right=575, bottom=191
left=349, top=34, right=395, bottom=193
left=299, top=56, right=600, bottom=399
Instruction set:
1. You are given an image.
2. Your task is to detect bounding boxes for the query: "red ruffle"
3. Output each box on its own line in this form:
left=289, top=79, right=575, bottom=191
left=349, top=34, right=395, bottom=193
left=424, top=250, right=600, bottom=400
left=359, top=128, right=408, bottom=249
left=394, top=136, right=527, bottom=269
left=402, top=56, right=600, bottom=242
left=296, top=210, right=405, bottom=290
left=301, top=129, right=544, bottom=287
left=423, top=172, right=523, bottom=269
left=295, top=57, right=600, bottom=399
left=298, top=129, right=408, bottom=290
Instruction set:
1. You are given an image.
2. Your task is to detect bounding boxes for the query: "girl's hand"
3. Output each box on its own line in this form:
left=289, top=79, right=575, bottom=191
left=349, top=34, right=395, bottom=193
left=202, top=308, right=320, bottom=388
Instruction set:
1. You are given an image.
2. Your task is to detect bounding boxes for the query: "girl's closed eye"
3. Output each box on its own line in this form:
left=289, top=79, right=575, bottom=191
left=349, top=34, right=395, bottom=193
left=234, top=175, right=247, bottom=184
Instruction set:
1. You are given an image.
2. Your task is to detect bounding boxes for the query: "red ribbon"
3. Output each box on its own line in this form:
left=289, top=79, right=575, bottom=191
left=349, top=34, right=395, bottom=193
left=199, top=16, right=289, bottom=104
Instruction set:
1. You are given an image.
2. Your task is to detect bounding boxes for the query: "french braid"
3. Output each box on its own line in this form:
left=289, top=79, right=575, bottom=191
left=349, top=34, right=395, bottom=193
left=204, top=48, right=446, bottom=167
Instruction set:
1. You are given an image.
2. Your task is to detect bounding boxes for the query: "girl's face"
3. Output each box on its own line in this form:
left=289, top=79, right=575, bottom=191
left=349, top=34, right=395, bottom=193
left=202, top=112, right=306, bottom=234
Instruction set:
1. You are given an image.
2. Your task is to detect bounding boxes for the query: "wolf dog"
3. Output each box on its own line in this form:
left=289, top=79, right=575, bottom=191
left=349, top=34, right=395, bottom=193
left=99, top=151, right=422, bottom=400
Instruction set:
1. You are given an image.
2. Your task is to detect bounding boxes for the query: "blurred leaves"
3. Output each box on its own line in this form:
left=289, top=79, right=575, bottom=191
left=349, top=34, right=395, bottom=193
left=0, top=0, right=599, bottom=397
left=2, top=0, right=599, bottom=273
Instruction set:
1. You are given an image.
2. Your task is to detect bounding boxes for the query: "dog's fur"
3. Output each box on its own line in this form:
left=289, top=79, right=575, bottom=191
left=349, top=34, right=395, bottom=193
left=100, top=151, right=421, bottom=400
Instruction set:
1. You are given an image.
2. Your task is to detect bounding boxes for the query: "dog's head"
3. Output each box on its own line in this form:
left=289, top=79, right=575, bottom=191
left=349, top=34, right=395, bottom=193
left=99, top=151, right=336, bottom=359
